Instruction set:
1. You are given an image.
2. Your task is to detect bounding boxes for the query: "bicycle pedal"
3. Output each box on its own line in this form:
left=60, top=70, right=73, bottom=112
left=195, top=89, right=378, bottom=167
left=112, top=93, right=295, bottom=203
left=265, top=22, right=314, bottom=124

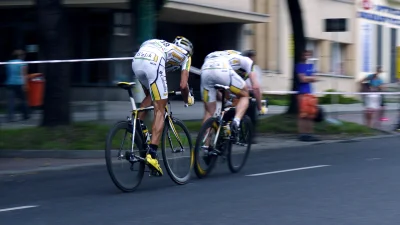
left=149, top=170, right=162, bottom=177
left=125, top=151, right=135, bottom=161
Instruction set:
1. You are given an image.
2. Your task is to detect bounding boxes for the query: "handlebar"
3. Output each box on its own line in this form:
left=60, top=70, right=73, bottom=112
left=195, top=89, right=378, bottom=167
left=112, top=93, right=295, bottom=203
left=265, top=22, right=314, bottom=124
left=168, top=91, right=182, bottom=97
left=168, top=87, right=194, bottom=107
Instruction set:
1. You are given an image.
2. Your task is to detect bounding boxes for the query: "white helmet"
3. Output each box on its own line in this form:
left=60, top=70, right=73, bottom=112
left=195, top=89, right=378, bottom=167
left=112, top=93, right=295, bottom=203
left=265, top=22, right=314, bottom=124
left=225, top=50, right=242, bottom=55
left=173, top=36, right=194, bottom=56
left=205, top=51, right=228, bottom=60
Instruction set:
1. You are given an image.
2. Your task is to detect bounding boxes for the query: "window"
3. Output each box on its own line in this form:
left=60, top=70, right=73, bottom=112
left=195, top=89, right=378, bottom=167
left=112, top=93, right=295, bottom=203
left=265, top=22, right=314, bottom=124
left=330, top=42, right=346, bottom=75
left=306, top=39, right=320, bottom=72
left=113, top=12, right=131, bottom=36
left=112, top=12, right=133, bottom=84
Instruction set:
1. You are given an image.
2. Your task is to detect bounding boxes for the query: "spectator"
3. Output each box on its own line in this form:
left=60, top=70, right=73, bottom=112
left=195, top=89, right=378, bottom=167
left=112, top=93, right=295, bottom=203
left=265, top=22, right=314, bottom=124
left=297, top=50, right=320, bottom=142
left=364, top=85, right=381, bottom=128
left=360, top=66, right=387, bottom=121
left=5, top=50, right=30, bottom=122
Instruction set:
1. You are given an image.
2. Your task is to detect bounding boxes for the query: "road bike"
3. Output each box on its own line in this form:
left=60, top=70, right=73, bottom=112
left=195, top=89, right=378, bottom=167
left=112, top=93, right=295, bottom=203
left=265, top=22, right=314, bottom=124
left=194, top=84, right=253, bottom=178
left=105, top=82, right=194, bottom=192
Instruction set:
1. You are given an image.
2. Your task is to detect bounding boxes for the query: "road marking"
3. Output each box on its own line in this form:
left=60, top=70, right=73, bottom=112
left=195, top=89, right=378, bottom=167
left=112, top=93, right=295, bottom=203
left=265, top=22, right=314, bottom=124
left=246, top=165, right=331, bottom=177
left=0, top=205, right=38, bottom=213
left=366, top=158, right=381, bottom=161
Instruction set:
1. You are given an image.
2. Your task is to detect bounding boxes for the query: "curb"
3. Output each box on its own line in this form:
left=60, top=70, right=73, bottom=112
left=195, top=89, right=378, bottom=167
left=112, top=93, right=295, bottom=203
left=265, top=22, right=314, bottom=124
left=0, top=162, right=105, bottom=176
left=251, top=133, right=400, bottom=152
left=0, top=134, right=399, bottom=176
left=1, top=133, right=399, bottom=160
left=0, top=150, right=104, bottom=159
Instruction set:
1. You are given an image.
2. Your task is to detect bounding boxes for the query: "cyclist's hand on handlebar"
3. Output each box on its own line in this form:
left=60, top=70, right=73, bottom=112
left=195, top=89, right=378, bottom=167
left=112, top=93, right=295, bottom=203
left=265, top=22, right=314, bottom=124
left=259, top=106, right=268, bottom=115
left=187, top=95, right=195, bottom=106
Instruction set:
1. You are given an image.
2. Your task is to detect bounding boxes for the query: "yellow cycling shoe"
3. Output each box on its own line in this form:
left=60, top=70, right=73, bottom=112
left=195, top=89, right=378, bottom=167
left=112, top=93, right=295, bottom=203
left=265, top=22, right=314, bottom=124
left=145, top=154, right=163, bottom=176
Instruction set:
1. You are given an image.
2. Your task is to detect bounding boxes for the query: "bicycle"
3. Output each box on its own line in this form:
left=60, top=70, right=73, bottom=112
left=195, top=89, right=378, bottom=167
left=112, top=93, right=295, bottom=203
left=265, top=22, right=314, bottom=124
left=194, top=84, right=253, bottom=178
left=105, top=82, right=194, bottom=192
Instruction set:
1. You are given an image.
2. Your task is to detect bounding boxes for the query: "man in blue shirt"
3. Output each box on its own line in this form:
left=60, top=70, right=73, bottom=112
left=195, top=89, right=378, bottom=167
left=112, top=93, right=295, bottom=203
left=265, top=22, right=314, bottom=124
left=5, top=50, right=30, bottom=122
left=297, top=50, right=320, bottom=142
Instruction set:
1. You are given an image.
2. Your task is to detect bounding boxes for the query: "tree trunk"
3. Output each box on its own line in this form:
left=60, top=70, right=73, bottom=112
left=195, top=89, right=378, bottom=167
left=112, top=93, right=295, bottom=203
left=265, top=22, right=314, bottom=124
left=286, top=0, right=306, bottom=114
left=37, top=0, right=71, bottom=126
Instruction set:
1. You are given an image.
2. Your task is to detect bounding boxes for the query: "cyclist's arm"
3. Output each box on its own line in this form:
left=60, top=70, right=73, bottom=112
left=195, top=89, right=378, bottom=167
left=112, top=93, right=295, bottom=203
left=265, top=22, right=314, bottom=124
left=248, top=72, right=262, bottom=111
left=180, top=57, right=192, bottom=103
left=242, top=56, right=262, bottom=111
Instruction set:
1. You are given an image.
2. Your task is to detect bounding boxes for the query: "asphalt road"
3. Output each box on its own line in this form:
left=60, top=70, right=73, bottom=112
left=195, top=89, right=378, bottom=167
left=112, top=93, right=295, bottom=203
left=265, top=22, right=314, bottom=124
left=1, top=136, right=400, bottom=225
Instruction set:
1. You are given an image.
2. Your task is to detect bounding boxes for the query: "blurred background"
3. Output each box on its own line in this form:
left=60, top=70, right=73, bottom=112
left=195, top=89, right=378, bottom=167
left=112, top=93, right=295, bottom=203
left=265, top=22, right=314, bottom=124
left=0, top=0, right=399, bottom=129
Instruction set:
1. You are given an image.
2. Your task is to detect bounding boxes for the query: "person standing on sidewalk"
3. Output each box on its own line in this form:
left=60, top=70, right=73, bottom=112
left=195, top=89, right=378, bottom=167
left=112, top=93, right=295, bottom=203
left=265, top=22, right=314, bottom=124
left=5, top=50, right=30, bottom=122
left=297, top=50, right=320, bottom=142
left=364, top=85, right=382, bottom=128
left=360, top=66, right=387, bottom=121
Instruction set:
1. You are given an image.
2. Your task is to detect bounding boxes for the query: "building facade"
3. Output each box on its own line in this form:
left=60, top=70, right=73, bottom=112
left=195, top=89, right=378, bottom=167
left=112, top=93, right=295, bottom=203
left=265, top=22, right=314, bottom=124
left=0, top=0, right=268, bottom=101
left=356, top=0, right=400, bottom=84
left=251, top=0, right=358, bottom=94
left=5, top=0, right=395, bottom=101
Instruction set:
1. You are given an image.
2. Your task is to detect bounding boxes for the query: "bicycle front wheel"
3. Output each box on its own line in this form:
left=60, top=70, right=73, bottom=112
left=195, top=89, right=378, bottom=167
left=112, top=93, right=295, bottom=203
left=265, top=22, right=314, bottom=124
left=161, top=117, right=194, bottom=185
left=105, top=121, right=146, bottom=192
left=227, top=115, right=253, bottom=173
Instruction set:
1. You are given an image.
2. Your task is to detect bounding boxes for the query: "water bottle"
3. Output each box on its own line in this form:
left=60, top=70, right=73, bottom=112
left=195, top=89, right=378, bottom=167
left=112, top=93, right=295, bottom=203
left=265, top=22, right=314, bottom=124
left=223, top=122, right=231, bottom=137
left=139, top=120, right=151, bottom=144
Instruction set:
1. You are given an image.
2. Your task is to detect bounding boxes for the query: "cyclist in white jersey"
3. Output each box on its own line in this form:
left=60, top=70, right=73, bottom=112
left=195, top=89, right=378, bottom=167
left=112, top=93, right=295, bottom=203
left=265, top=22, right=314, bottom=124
left=201, top=50, right=261, bottom=137
left=132, top=36, right=194, bottom=176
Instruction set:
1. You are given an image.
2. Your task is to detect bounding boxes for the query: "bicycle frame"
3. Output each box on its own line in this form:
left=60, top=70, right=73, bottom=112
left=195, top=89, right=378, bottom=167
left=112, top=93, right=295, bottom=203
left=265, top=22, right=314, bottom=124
left=124, top=84, right=185, bottom=160
left=201, top=86, right=236, bottom=148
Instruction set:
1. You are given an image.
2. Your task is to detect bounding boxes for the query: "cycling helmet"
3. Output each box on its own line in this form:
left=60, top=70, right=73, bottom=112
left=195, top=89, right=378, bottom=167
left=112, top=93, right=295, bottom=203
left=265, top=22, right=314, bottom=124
left=205, top=51, right=228, bottom=60
left=225, top=50, right=242, bottom=55
left=173, top=36, right=194, bottom=56
left=242, top=50, right=256, bottom=58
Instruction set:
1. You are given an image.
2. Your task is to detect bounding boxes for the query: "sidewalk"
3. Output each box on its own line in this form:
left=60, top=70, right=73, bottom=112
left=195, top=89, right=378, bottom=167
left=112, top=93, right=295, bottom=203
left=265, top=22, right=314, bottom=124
left=1, top=101, right=399, bottom=129
left=0, top=158, right=104, bottom=176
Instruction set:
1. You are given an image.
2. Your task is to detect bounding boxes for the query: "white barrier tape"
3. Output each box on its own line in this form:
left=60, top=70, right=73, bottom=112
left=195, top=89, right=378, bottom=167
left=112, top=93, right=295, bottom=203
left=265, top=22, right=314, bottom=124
left=190, top=67, right=201, bottom=75
left=0, top=57, right=135, bottom=65
left=263, top=91, right=400, bottom=95
left=0, top=56, right=204, bottom=76
left=0, top=57, right=397, bottom=96
left=263, top=91, right=297, bottom=94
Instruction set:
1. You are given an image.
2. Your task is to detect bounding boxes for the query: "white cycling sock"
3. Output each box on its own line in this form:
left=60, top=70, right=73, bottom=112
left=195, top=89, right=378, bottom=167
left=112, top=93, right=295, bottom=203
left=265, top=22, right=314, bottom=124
left=233, top=117, right=241, bottom=125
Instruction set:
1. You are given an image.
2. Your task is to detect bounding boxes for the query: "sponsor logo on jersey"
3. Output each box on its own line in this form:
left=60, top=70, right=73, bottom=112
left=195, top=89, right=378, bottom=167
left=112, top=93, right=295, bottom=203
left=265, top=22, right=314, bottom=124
left=225, top=50, right=241, bottom=55
left=171, top=52, right=183, bottom=61
left=229, top=58, right=240, bottom=67
left=167, top=61, right=180, bottom=66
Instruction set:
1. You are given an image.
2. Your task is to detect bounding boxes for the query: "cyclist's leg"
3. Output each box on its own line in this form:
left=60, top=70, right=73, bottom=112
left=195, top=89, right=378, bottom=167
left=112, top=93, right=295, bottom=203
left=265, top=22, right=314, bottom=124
left=228, top=70, right=249, bottom=132
left=146, top=58, right=169, bottom=175
left=132, top=54, right=166, bottom=175
left=138, top=84, right=152, bottom=121
left=201, top=70, right=217, bottom=123
left=132, top=58, right=152, bottom=120
left=200, top=70, right=219, bottom=149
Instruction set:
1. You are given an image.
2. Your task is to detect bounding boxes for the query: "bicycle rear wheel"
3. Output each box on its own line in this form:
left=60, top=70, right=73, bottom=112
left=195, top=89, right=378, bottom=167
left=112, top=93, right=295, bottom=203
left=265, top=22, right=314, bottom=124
left=194, top=117, right=221, bottom=179
left=227, top=115, right=252, bottom=173
left=105, top=121, right=146, bottom=192
left=161, top=117, right=194, bottom=185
